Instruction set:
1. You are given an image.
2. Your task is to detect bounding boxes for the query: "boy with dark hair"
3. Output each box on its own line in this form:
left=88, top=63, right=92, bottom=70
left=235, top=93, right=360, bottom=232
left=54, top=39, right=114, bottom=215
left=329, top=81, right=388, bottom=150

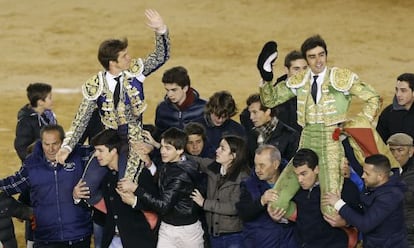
left=117, top=127, right=204, bottom=247
left=269, top=148, right=362, bottom=248
left=15, top=82, right=56, bottom=162
left=198, top=90, right=246, bottom=150
left=183, top=122, right=214, bottom=158
left=377, top=73, right=414, bottom=142
left=75, top=129, right=158, bottom=248
left=245, top=93, right=299, bottom=163
left=154, top=66, right=206, bottom=141
left=240, top=50, right=307, bottom=133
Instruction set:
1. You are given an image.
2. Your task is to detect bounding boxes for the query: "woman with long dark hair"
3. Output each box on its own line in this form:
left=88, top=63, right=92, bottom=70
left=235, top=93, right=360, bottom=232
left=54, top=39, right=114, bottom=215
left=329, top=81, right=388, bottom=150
left=191, top=135, right=250, bottom=248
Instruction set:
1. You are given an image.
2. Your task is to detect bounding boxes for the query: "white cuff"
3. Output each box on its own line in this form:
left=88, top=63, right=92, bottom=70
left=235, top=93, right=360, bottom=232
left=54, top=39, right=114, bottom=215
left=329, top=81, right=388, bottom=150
left=334, top=199, right=346, bottom=211
left=73, top=198, right=81, bottom=204
left=62, top=145, right=72, bottom=153
left=131, top=196, right=138, bottom=208
left=259, top=80, right=266, bottom=87
left=156, top=25, right=167, bottom=35
left=146, top=162, right=157, bottom=176
left=278, top=217, right=289, bottom=224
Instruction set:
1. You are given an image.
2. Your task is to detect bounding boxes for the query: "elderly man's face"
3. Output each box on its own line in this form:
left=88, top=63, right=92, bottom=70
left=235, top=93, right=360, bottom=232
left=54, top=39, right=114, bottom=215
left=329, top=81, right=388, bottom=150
left=254, top=150, right=279, bottom=184
left=389, top=145, right=414, bottom=167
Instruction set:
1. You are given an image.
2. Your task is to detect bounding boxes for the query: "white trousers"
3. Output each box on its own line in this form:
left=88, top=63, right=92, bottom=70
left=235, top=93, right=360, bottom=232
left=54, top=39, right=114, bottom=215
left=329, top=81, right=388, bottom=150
left=157, top=220, right=204, bottom=248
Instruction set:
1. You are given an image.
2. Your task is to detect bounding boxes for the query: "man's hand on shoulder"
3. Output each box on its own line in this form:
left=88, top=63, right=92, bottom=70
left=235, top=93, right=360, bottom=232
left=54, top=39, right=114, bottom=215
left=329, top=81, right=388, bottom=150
left=56, top=147, right=70, bottom=164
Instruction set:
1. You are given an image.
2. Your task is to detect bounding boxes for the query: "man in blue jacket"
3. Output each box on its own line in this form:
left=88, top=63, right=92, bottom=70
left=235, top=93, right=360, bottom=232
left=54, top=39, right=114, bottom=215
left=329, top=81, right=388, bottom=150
left=324, top=154, right=408, bottom=248
left=236, top=145, right=297, bottom=248
left=0, top=124, right=92, bottom=247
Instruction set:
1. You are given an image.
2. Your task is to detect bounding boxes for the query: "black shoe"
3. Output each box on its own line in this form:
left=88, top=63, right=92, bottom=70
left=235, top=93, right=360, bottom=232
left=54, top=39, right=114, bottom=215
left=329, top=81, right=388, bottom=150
left=257, top=41, right=278, bottom=82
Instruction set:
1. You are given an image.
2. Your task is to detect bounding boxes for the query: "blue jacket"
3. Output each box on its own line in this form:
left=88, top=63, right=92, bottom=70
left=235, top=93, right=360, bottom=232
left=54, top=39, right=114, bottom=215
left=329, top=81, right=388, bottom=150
left=196, top=115, right=246, bottom=157
left=339, top=174, right=408, bottom=248
left=236, top=172, right=297, bottom=248
left=154, top=88, right=206, bottom=140
left=0, top=142, right=92, bottom=242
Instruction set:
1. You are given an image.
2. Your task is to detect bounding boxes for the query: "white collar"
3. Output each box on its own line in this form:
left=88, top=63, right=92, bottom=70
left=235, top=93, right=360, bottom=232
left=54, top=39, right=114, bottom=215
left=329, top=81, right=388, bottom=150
left=311, top=67, right=327, bottom=84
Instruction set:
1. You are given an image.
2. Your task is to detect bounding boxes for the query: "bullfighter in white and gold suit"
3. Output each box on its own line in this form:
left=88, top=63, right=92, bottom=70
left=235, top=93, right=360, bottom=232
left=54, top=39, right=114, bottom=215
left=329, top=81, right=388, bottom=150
left=56, top=10, right=170, bottom=197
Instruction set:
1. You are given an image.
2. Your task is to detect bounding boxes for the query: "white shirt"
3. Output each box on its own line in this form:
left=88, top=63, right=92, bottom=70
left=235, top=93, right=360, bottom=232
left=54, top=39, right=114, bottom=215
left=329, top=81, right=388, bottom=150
left=310, top=67, right=327, bottom=103
left=106, top=72, right=123, bottom=93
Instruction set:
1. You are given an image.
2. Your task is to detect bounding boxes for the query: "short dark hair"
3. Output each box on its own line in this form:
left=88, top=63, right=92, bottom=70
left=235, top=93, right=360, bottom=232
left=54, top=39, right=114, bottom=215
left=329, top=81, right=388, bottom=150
left=284, top=50, right=305, bottom=68
left=246, top=93, right=277, bottom=117
left=255, top=144, right=281, bottom=162
left=161, top=127, right=188, bottom=151
left=364, top=154, right=391, bottom=175
left=27, top=83, right=52, bottom=107
left=292, top=148, right=319, bottom=170
left=162, top=66, right=191, bottom=88
left=40, top=124, right=65, bottom=142
left=184, top=122, right=206, bottom=142
left=91, top=129, right=122, bottom=152
left=97, top=38, right=129, bottom=70
left=301, top=34, right=328, bottom=59
left=397, top=73, right=414, bottom=91
left=205, top=91, right=237, bottom=118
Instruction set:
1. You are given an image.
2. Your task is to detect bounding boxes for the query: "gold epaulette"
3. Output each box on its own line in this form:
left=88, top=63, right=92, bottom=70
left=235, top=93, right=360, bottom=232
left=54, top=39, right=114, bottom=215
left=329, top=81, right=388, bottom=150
left=329, top=67, right=356, bottom=92
left=81, top=72, right=104, bottom=101
left=126, top=58, right=144, bottom=77
left=286, top=70, right=309, bottom=89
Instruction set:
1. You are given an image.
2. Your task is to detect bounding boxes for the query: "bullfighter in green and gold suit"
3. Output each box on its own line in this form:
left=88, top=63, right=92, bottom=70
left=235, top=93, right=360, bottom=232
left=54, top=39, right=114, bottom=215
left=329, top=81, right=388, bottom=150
left=257, top=35, right=399, bottom=218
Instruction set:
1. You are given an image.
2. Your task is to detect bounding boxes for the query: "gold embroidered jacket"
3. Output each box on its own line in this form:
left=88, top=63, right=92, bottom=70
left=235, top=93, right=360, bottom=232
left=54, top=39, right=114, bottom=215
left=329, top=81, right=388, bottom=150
left=260, top=67, right=380, bottom=127
left=63, top=31, right=170, bottom=150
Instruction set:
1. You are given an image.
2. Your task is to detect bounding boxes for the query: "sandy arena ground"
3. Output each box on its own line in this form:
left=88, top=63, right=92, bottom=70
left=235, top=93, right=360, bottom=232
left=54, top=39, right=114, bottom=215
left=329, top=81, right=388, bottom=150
left=1, top=0, right=414, bottom=246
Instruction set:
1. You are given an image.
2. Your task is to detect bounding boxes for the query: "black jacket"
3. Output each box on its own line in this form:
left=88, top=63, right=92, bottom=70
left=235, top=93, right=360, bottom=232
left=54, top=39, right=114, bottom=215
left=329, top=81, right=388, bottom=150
left=136, top=160, right=202, bottom=226
left=294, top=179, right=361, bottom=248
left=14, top=104, right=57, bottom=161
left=247, top=120, right=299, bottom=164
left=376, top=97, right=414, bottom=142
left=0, top=191, right=32, bottom=248
left=154, top=88, right=206, bottom=141
left=101, top=162, right=158, bottom=248
left=402, top=157, right=414, bottom=245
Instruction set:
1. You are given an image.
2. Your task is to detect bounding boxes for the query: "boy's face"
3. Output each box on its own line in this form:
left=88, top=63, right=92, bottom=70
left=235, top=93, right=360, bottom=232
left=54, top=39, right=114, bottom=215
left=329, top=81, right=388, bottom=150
left=38, top=92, right=53, bottom=110
left=287, top=58, right=308, bottom=77
left=293, top=164, right=319, bottom=190
left=94, top=145, right=117, bottom=170
left=248, top=101, right=271, bottom=128
left=164, top=83, right=188, bottom=106
left=395, top=80, right=414, bottom=109
left=160, top=139, right=183, bottom=163
left=210, top=112, right=228, bottom=127
left=186, top=134, right=204, bottom=156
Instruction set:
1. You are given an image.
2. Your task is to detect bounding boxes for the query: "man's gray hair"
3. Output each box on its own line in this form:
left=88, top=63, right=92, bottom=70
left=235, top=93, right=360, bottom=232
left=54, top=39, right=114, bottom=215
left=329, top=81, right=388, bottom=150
left=255, top=144, right=281, bottom=162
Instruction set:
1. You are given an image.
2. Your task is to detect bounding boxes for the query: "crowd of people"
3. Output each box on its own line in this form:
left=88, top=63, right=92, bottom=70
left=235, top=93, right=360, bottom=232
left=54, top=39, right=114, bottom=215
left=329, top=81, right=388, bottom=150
left=1, top=8, right=414, bottom=248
